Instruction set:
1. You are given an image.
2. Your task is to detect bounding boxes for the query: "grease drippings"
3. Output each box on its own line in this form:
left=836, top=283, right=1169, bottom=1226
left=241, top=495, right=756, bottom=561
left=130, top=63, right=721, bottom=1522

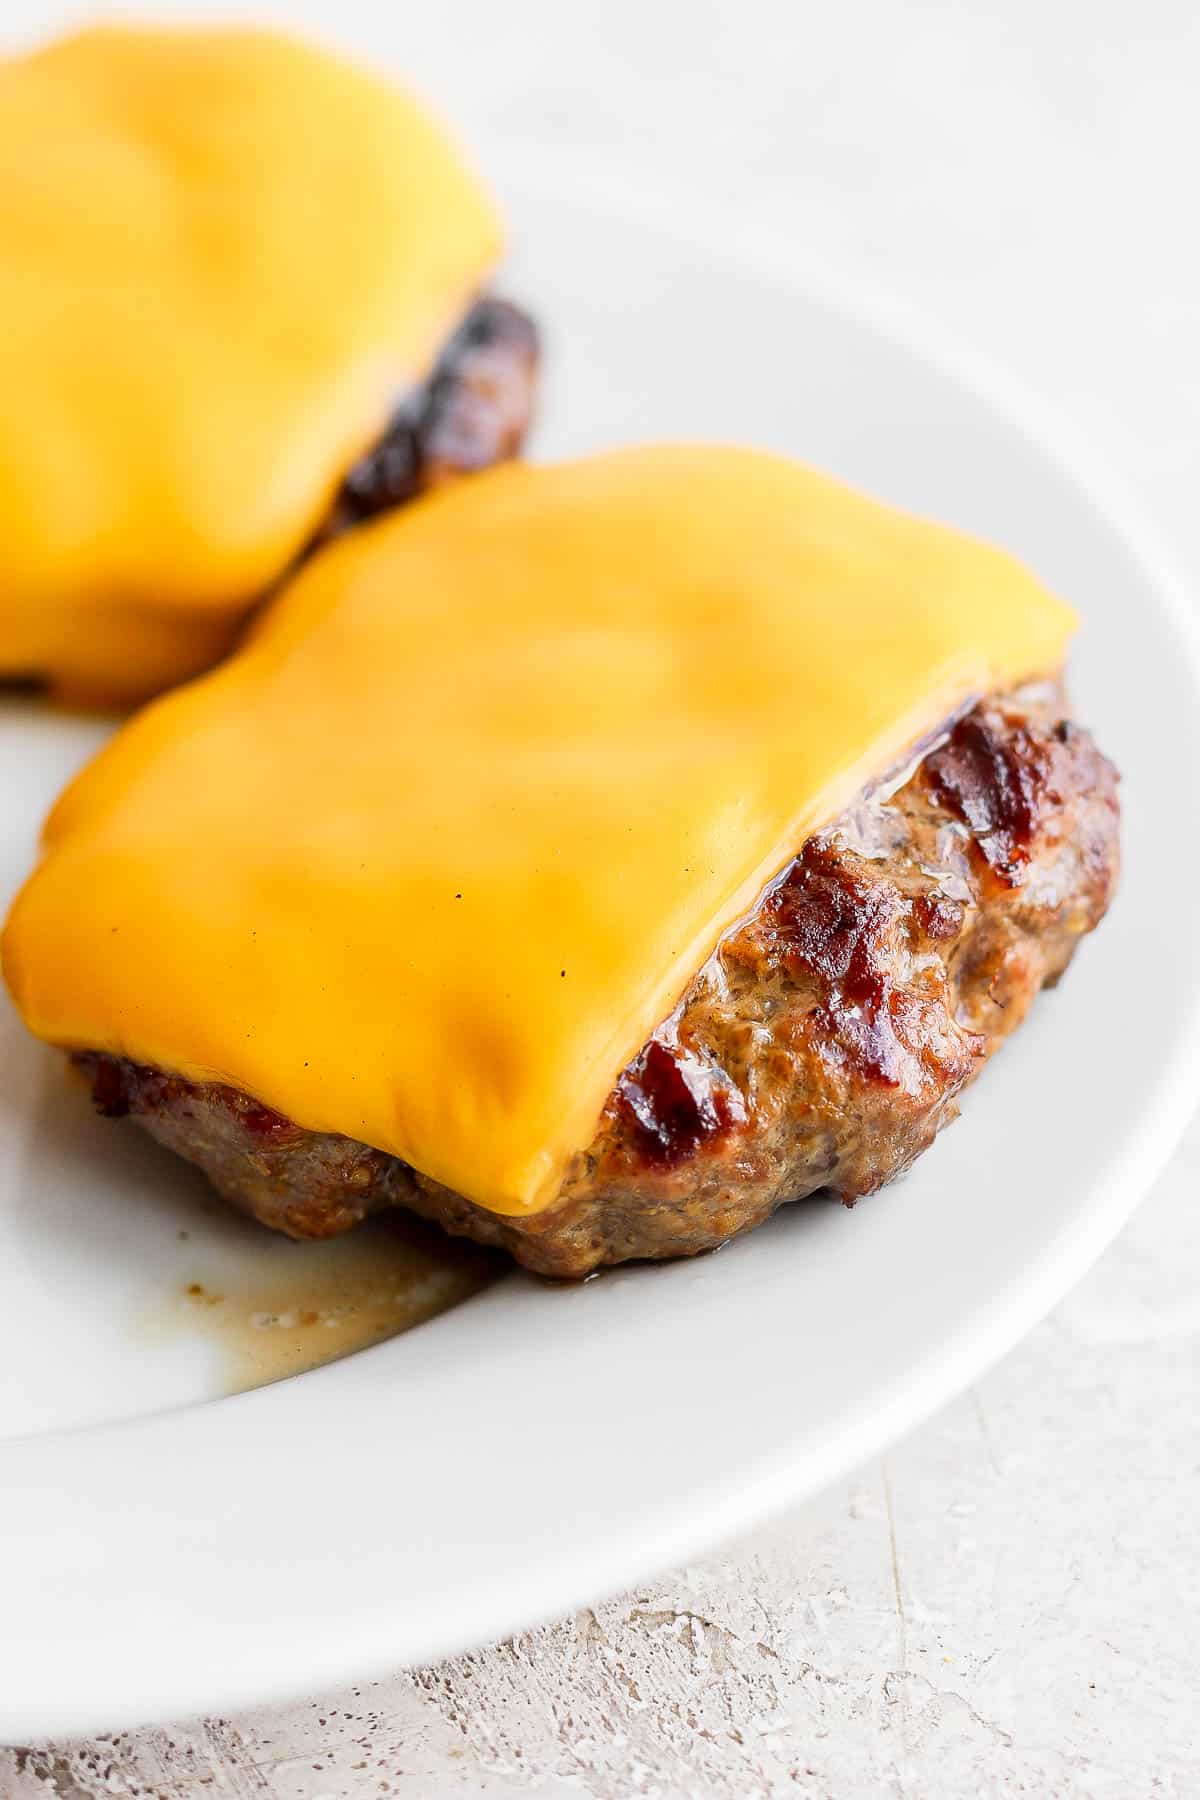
left=174, top=1213, right=498, bottom=1393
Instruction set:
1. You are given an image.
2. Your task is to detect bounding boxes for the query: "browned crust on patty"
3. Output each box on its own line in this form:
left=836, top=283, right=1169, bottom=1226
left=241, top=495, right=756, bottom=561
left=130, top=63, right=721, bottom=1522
left=75, top=681, right=1120, bottom=1276
left=322, top=296, right=539, bottom=535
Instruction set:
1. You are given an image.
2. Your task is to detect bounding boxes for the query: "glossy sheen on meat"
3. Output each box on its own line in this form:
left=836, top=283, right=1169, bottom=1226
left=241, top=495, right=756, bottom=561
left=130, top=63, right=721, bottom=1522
left=75, top=683, right=1119, bottom=1276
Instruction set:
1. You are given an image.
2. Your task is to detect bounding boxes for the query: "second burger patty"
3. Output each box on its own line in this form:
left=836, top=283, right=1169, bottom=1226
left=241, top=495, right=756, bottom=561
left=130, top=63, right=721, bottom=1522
left=323, top=295, right=539, bottom=535
left=76, top=680, right=1119, bottom=1276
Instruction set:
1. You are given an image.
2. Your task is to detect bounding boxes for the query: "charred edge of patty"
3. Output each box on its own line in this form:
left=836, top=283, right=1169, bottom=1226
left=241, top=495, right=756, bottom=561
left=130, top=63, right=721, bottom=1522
left=72, top=685, right=1120, bottom=1276
left=323, top=296, right=540, bottom=535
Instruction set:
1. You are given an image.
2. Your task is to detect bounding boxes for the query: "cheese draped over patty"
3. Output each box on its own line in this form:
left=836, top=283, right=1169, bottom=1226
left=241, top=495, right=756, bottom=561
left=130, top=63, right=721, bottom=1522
left=0, top=24, right=502, bottom=704
left=2, top=446, right=1077, bottom=1214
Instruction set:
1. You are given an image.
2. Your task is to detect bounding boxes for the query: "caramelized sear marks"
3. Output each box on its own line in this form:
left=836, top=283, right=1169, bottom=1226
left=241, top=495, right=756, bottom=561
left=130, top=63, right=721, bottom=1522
left=616, top=1039, right=745, bottom=1168
left=87, top=1052, right=131, bottom=1118
left=614, top=689, right=1113, bottom=1188
left=768, top=848, right=901, bottom=997
left=75, top=1054, right=297, bottom=1141
left=924, top=709, right=1050, bottom=884
left=913, top=891, right=966, bottom=942
left=728, top=837, right=982, bottom=1100
left=763, top=850, right=920, bottom=1086
left=72, top=685, right=1120, bottom=1275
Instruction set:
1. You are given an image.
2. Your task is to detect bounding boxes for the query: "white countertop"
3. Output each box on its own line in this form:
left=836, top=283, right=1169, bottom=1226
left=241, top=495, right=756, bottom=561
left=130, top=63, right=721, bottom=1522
left=4, top=2, right=1199, bottom=1792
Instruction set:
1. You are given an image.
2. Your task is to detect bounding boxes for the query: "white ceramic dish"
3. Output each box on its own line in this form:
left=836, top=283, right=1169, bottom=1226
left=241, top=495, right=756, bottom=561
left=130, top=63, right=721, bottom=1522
left=2, top=165, right=1199, bottom=1741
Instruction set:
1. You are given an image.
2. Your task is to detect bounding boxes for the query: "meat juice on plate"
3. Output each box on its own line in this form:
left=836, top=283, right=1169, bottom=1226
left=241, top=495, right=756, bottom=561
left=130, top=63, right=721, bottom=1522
left=170, top=1213, right=498, bottom=1392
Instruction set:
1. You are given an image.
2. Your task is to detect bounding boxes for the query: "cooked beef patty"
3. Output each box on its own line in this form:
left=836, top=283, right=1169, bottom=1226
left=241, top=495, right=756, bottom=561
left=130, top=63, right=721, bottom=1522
left=0, top=296, right=538, bottom=700
left=322, top=296, right=539, bottom=536
left=75, top=681, right=1119, bottom=1276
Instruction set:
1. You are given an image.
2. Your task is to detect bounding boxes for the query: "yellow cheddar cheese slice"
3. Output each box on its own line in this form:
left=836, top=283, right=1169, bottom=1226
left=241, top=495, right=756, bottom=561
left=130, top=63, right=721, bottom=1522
left=0, top=24, right=502, bottom=703
left=2, top=446, right=1077, bottom=1214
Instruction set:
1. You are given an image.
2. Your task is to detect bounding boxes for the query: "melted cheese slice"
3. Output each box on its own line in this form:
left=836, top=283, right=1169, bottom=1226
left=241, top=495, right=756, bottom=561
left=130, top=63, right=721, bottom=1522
left=0, top=24, right=502, bottom=704
left=2, top=446, right=1077, bottom=1214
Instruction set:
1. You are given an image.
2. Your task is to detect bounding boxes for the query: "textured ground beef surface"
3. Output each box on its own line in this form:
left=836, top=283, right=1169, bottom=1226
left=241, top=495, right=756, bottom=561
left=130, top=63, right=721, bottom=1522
left=76, top=681, right=1119, bottom=1276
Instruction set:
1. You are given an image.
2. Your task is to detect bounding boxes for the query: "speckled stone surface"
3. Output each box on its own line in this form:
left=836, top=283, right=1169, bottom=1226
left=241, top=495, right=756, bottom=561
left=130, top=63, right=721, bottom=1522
left=4, top=0, right=1199, bottom=1792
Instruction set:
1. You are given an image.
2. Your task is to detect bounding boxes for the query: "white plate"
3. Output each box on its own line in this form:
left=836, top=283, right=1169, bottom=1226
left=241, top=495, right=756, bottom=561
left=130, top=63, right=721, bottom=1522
left=2, top=164, right=1199, bottom=1741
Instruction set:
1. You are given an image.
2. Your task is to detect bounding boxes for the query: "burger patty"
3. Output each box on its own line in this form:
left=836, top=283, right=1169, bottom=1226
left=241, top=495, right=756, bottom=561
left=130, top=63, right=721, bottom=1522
left=322, top=296, right=539, bottom=535
left=0, top=297, right=538, bottom=699
left=75, top=681, right=1119, bottom=1277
